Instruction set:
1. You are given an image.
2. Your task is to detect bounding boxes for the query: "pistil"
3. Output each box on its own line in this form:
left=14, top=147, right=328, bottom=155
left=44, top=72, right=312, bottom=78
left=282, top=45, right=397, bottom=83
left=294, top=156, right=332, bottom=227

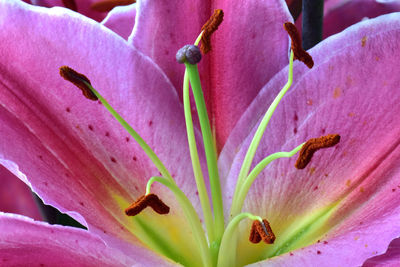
left=182, top=60, right=215, bottom=243
left=178, top=9, right=226, bottom=250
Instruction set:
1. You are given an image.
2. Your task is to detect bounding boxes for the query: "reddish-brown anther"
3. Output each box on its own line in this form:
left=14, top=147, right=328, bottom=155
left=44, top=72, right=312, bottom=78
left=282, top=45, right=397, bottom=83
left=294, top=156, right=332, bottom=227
left=249, top=221, right=262, bottom=243
left=62, top=0, right=77, bottom=11
left=284, top=22, right=314, bottom=69
left=125, top=193, right=170, bottom=216
left=200, top=9, right=224, bottom=54
left=59, top=66, right=98, bottom=101
left=249, top=219, right=276, bottom=244
left=295, top=134, right=341, bottom=169
left=91, top=0, right=136, bottom=12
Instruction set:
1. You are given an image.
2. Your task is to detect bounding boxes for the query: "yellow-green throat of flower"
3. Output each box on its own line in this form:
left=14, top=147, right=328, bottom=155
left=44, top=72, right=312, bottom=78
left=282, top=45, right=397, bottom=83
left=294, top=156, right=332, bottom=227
left=59, top=10, right=340, bottom=267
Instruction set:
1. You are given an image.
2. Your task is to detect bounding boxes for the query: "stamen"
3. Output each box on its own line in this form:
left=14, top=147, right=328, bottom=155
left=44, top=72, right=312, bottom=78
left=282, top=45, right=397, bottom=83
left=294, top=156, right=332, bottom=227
left=62, top=0, right=77, bottom=11
left=176, top=45, right=202, bottom=65
left=249, top=221, right=262, bottom=243
left=283, top=22, right=314, bottom=69
left=59, top=66, right=98, bottom=101
left=295, top=134, right=341, bottom=169
left=249, top=219, right=276, bottom=244
left=125, top=193, right=170, bottom=216
left=91, top=0, right=136, bottom=12
left=200, top=9, right=224, bottom=54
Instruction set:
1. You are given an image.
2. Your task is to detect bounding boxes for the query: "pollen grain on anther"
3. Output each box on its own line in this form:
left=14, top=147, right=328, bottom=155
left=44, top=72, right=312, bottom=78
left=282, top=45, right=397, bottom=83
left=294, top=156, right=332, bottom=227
left=91, top=0, right=136, bottom=12
left=249, top=219, right=275, bottom=244
left=295, top=134, right=341, bottom=169
left=200, top=9, right=224, bottom=54
left=125, top=193, right=170, bottom=216
left=59, top=66, right=98, bottom=101
left=284, top=22, right=314, bottom=69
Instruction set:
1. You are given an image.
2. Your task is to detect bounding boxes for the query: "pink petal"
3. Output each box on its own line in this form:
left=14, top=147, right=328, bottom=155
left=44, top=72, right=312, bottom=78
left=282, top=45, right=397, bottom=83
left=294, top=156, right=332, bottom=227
left=130, top=0, right=292, bottom=149
left=363, top=238, right=400, bottom=267
left=0, top=212, right=176, bottom=266
left=31, top=0, right=107, bottom=21
left=101, top=3, right=136, bottom=40
left=323, top=0, right=400, bottom=38
left=0, top=1, right=203, bottom=262
left=0, top=166, right=42, bottom=220
left=223, top=12, right=400, bottom=266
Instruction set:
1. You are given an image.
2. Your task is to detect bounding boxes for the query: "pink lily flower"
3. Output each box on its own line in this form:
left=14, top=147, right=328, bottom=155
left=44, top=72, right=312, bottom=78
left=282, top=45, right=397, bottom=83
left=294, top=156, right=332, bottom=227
left=1, top=0, right=400, bottom=266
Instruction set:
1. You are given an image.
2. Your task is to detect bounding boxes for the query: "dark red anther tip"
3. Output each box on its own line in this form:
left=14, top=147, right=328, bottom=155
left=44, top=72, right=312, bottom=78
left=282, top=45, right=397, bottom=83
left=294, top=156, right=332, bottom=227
left=125, top=193, right=170, bottom=216
left=200, top=9, right=224, bottom=54
left=249, top=219, right=275, bottom=244
left=295, top=134, right=340, bottom=169
left=59, top=66, right=98, bottom=101
left=284, top=22, right=314, bottom=69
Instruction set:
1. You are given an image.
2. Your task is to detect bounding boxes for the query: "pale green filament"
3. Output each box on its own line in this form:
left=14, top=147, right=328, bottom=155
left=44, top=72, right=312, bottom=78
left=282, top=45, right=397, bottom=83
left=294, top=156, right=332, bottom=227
left=82, top=82, right=174, bottom=184
left=195, top=31, right=203, bottom=45
left=217, top=213, right=262, bottom=267
left=231, top=143, right=304, bottom=216
left=185, top=63, right=225, bottom=242
left=231, top=51, right=294, bottom=218
left=182, top=69, right=215, bottom=243
left=145, top=176, right=212, bottom=267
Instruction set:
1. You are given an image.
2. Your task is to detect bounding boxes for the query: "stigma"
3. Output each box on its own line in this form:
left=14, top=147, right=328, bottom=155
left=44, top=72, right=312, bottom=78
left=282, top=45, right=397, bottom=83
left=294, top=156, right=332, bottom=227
left=176, top=45, right=202, bottom=65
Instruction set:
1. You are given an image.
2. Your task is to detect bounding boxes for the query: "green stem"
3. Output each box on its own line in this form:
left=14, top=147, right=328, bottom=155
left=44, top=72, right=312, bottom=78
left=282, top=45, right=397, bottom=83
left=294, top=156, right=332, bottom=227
left=231, top=143, right=304, bottom=215
left=217, top=213, right=262, bottom=267
left=146, top=176, right=212, bottom=267
left=85, top=82, right=174, bottom=183
left=185, top=63, right=225, bottom=241
left=183, top=69, right=215, bottom=243
left=230, top=51, right=294, bottom=218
